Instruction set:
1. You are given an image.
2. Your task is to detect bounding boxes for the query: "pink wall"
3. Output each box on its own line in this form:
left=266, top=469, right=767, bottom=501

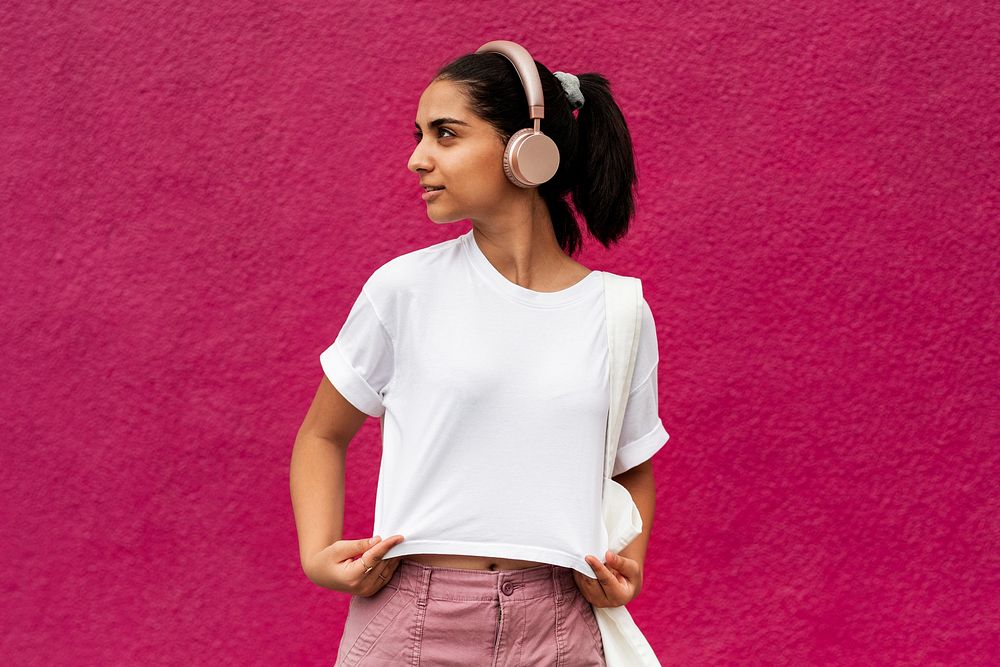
left=3, top=1, right=998, bottom=664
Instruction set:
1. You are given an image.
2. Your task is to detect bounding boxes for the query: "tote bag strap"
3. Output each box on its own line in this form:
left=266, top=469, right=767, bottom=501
left=602, top=272, right=643, bottom=480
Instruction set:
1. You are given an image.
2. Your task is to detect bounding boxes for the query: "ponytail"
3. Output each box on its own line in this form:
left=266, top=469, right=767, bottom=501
left=567, top=73, right=637, bottom=252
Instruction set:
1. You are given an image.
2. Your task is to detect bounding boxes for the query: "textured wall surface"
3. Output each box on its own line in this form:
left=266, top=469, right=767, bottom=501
left=2, top=1, right=998, bottom=665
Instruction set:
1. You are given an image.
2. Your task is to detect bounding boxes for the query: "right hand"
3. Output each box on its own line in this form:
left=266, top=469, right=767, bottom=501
left=304, top=534, right=406, bottom=596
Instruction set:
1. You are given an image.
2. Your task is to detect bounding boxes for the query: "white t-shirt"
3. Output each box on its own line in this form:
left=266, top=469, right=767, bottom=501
left=320, top=227, right=670, bottom=576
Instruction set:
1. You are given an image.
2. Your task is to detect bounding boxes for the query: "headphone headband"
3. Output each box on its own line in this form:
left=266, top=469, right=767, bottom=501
left=475, top=40, right=545, bottom=121
left=473, top=39, right=559, bottom=188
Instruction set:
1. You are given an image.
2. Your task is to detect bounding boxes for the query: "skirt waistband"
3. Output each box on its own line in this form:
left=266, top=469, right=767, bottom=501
left=388, top=558, right=579, bottom=602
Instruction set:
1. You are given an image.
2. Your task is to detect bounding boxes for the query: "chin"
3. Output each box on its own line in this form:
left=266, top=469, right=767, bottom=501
left=427, top=211, right=465, bottom=224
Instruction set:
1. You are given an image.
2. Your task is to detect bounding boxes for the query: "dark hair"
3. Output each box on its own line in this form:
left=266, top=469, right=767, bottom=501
left=433, top=51, right=638, bottom=257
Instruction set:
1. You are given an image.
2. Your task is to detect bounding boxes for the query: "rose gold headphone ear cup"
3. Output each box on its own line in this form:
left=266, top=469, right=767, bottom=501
left=502, top=138, right=522, bottom=187
left=503, top=128, right=561, bottom=188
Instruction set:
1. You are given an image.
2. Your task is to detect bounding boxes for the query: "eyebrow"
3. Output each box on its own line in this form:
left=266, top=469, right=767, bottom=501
left=413, top=117, right=471, bottom=131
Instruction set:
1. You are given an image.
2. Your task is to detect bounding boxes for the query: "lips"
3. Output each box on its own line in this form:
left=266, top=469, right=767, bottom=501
left=421, top=188, right=445, bottom=201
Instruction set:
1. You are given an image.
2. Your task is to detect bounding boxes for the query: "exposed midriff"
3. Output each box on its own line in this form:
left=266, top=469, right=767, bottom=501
left=402, top=553, right=547, bottom=571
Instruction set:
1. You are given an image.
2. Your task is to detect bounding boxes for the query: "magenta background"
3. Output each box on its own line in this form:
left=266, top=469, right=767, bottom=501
left=2, top=1, right=998, bottom=665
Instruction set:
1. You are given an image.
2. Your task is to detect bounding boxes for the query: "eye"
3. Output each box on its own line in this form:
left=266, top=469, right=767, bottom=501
left=412, top=127, right=456, bottom=143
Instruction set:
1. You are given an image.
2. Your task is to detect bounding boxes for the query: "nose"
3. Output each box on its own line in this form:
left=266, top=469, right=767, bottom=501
left=407, top=141, right=431, bottom=174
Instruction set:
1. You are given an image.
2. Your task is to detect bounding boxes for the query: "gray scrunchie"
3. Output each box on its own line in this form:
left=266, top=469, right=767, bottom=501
left=553, top=71, right=584, bottom=110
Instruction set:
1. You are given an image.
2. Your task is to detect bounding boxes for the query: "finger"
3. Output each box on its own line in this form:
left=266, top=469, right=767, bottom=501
left=357, top=534, right=393, bottom=561
left=354, top=535, right=382, bottom=554
left=364, top=535, right=404, bottom=570
left=595, top=551, right=627, bottom=583
left=363, top=550, right=393, bottom=574
left=372, top=557, right=394, bottom=583
left=575, top=564, right=599, bottom=587
left=367, top=534, right=405, bottom=559
left=604, top=551, right=633, bottom=579
left=585, top=554, right=612, bottom=578
left=354, top=537, right=382, bottom=574
left=355, top=559, right=390, bottom=595
left=357, top=535, right=404, bottom=574
left=585, top=555, right=619, bottom=596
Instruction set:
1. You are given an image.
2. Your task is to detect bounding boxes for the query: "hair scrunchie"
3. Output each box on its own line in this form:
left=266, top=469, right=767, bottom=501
left=553, top=71, right=584, bottom=110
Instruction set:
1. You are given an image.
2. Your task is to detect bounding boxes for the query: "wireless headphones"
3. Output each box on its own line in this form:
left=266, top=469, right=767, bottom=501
left=474, top=40, right=560, bottom=189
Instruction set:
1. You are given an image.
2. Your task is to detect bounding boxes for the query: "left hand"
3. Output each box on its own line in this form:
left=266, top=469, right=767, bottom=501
left=573, top=550, right=643, bottom=608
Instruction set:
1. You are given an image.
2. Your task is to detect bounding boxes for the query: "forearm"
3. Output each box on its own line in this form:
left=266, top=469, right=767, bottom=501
left=611, top=461, right=656, bottom=571
left=289, top=433, right=347, bottom=569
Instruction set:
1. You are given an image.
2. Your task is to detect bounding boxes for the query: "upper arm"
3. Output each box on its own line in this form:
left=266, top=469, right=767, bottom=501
left=297, top=375, right=369, bottom=445
left=613, top=457, right=654, bottom=480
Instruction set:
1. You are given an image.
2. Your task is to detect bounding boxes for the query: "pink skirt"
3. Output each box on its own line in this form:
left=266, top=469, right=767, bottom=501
left=334, top=557, right=606, bottom=666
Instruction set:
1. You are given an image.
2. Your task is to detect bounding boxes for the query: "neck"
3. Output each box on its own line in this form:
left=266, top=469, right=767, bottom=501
left=469, top=195, right=580, bottom=291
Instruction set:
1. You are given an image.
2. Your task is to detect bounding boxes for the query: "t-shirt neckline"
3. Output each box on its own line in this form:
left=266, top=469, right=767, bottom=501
left=460, top=228, right=602, bottom=308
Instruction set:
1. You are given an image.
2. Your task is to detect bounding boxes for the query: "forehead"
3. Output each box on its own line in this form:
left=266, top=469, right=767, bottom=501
left=413, top=79, right=477, bottom=127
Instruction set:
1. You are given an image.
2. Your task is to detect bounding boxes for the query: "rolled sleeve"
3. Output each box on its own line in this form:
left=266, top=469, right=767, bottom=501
left=320, top=340, right=386, bottom=418
left=320, top=288, right=395, bottom=419
left=613, top=420, right=669, bottom=476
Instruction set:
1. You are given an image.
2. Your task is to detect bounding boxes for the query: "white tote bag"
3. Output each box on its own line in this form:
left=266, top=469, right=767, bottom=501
left=594, top=271, right=662, bottom=666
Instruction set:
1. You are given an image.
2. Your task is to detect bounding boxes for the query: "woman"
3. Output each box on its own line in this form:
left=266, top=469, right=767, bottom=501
left=290, top=40, right=669, bottom=666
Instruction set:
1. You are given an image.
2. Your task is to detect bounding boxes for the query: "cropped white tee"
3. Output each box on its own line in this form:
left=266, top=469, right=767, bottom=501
left=320, top=228, right=670, bottom=577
